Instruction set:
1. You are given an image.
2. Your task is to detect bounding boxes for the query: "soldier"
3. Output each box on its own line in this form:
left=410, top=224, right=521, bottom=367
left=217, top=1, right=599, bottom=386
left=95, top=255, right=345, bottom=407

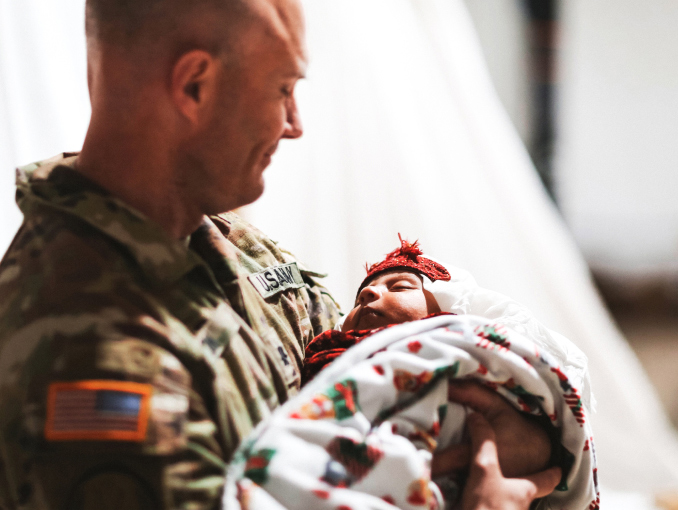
left=0, top=0, right=333, bottom=508
left=0, top=0, right=558, bottom=509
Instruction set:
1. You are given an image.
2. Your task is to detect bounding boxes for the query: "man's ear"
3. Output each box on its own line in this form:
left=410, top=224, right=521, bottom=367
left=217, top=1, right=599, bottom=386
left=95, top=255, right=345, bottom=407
left=171, top=50, right=218, bottom=125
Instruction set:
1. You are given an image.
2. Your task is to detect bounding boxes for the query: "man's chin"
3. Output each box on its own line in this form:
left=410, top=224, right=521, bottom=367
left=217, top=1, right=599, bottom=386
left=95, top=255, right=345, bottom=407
left=234, top=180, right=265, bottom=211
left=202, top=182, right=264, bottom=216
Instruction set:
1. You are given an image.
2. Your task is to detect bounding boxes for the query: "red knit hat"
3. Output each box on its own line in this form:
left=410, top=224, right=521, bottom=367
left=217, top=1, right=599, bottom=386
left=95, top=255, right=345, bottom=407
left=358, top=235, right=451, bottom=294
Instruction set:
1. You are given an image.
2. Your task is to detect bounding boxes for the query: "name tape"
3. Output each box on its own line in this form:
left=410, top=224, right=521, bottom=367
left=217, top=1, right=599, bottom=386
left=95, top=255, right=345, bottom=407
left=247, top=262, right=305, bottom=299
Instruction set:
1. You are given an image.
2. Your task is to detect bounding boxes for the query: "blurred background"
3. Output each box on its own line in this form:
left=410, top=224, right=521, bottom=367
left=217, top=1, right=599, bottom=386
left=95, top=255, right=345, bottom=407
left=2, top=0, right=678, bottom=507
left=464, top=0, right=678, bottom=427
left=466, top=0, right=678, bottom=432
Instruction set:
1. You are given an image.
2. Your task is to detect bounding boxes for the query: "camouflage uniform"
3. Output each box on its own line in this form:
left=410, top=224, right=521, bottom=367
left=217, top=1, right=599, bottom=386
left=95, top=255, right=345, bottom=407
left=0, top=154, right=340, bottom=510
left=194, top=212, right=341, bottom=392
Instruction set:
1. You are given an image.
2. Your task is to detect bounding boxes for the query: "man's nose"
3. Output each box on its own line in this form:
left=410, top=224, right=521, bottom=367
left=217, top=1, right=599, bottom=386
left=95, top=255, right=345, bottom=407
left=358, top=286, right=380, bottom=305
left=282, top=96, right=303, bottom=139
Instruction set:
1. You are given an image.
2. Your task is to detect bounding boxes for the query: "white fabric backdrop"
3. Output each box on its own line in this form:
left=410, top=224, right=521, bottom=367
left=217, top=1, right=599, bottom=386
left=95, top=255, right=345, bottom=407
left=0, top=0, right=89, bottom=253
left=1, top=0, right=677, bottom=503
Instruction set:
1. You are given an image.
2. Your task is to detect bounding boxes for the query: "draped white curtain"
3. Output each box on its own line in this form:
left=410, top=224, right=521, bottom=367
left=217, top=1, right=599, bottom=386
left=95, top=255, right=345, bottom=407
left=0, top=0, right=89, bottom=252
left=1, top=0, right=677, bottom=502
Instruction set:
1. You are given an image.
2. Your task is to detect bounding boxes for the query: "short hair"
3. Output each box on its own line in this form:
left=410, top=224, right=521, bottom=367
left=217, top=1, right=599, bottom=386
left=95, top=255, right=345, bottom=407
left=85, top=0, right=250, bottom=58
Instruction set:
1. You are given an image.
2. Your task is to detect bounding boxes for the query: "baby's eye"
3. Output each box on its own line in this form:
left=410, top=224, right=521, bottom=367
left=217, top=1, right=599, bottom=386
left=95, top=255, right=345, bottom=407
left=390, top=284, right=416, bottom=291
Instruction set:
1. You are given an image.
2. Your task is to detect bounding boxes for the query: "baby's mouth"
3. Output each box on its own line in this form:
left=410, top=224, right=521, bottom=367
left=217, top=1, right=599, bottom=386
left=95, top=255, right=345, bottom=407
left=358, top=306, right=380, bottom=320
left=356, top=307, right=384, bottom=329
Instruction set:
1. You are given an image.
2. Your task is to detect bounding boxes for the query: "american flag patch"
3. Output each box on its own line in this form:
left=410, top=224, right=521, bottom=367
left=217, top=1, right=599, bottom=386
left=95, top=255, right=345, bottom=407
left=45, top=380, right=151, bottom=442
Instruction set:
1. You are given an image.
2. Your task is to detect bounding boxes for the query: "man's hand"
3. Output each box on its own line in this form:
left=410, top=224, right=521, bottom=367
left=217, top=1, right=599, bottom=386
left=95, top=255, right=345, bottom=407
left=461, top=413, right=561, bottom=510
left=432, top=381, right=552, bottom=478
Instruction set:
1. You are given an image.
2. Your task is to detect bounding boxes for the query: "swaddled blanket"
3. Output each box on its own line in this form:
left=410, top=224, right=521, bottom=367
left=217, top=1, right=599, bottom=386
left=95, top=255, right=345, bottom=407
left=223, top=314, right=599, bottom=510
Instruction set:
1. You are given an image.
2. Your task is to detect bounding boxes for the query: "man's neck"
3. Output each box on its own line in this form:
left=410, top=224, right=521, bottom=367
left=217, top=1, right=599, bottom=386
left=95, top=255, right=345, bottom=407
left=77, top=124, right=203, bottom=240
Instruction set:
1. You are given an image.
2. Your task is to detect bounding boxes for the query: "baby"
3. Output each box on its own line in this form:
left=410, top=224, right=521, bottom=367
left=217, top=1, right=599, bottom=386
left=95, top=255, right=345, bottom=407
left=341, top=260, right=444, bottom=331
left=304, top=236, right=592, bottom=411
left=227, top=237, right=598, bottom=510
left=303, top=236, right=453, bottom=382
left=301, top=235, right=594, bottom=490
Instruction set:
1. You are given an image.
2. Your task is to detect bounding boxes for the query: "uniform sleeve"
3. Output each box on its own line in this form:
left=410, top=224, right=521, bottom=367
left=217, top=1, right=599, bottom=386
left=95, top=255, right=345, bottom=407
left=306, top=282, right=342, bottom=337
left=4, top=315, right=234, bottom=510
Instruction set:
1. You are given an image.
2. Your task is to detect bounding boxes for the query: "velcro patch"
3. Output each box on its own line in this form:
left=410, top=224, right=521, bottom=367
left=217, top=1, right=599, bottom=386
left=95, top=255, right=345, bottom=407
left=247, top=262, right=305, bottom=299
left=45, top=380, right=151, bottom=442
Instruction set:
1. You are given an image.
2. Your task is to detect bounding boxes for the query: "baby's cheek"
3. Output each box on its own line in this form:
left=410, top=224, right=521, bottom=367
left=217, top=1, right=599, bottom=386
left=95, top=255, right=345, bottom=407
left=395, top=293, right=432, bottom=322
left=424, top=289, right=441, bottom=314
left=341, top=307, right=360, bottom=332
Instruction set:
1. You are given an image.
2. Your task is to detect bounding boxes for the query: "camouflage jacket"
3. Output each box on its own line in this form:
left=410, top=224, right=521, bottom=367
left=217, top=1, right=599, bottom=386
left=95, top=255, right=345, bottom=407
left=194, top=212, right=341, bottom=392
left=0, top=154, right=340, bottom=510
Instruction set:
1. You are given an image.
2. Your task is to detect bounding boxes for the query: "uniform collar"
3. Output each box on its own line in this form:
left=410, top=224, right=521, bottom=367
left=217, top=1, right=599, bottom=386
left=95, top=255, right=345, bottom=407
left=16, top=153, right=207, bottom=285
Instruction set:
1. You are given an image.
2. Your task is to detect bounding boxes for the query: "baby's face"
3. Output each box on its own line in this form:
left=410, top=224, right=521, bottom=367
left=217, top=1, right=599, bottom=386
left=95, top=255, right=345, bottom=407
left=342, top=270, right=441, bottom=332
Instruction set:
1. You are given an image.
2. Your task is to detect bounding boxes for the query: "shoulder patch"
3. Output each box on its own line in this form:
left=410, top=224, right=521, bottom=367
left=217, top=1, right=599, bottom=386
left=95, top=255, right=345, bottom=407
left=45, top=380, right=152, bottom=442
left=247, top=262, right=305, bottom=299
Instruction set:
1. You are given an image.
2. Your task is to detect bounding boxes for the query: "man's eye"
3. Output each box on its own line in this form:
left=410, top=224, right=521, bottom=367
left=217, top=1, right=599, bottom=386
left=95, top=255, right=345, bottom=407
left=391, top=285, right=415, bottom=291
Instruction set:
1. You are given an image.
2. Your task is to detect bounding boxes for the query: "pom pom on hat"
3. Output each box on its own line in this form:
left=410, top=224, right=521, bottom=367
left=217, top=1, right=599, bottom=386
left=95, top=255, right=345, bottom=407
left=358, top=234, right=451, bottom=294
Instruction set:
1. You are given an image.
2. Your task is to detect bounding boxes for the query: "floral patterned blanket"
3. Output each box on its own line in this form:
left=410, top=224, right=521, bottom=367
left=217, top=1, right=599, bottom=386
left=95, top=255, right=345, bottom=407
left=223, top=314, right=599, bottom=510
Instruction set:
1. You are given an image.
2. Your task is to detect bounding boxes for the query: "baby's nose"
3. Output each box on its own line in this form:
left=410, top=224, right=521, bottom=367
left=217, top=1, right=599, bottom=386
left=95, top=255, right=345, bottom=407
left=358, top=286, right=381, bottom=305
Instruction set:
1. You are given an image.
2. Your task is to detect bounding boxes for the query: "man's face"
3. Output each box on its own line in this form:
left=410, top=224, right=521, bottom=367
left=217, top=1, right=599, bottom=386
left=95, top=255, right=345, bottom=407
left=193, top=0, right=307, bottom=213
left=341, top=270, right=441, bottom=332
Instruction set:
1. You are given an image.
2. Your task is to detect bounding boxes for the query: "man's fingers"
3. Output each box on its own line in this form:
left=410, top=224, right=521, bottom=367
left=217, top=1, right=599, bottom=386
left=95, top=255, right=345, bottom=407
left=524, top=466, right=563, bottom=499
left=467, top=412, right=495, bottom=445
left=466, top=412, right=500, bottom=468
left=431, top=444, right=471, bottom=476
left=432, top=413, right=506, bottom=477
left=447, top=380, right=508, bottom=415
